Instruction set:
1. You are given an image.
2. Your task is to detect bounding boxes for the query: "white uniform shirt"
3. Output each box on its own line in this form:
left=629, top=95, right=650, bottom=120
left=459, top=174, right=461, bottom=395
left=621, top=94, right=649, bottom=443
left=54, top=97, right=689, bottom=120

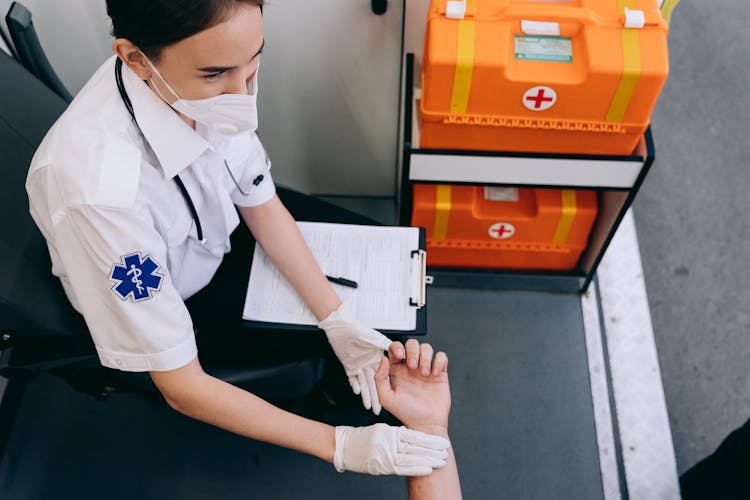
left=26, top=55, right=276, bottom=372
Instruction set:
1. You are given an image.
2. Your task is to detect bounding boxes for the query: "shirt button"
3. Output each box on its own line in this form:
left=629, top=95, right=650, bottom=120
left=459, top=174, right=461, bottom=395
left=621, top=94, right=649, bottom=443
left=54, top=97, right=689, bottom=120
left=102, top=356, right=109, bottom=363
left=116, top=359, right=123, bottom=366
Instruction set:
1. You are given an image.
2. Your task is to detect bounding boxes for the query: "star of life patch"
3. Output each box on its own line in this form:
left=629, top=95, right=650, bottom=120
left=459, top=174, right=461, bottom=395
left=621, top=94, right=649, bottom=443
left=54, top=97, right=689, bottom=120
left=109, top=252, right=164, bottom=301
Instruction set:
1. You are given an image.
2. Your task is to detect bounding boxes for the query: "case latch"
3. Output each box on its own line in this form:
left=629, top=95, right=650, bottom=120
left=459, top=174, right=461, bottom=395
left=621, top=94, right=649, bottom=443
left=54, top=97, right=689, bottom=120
left=623, top=7, right=646, bottom=28
left=445, top=0, right=476, bottom=20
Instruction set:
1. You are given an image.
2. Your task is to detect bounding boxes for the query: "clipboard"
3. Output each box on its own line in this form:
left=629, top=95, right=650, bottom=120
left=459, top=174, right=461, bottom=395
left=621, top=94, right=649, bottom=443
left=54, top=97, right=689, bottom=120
left=241, top=223, right=428, bottom=336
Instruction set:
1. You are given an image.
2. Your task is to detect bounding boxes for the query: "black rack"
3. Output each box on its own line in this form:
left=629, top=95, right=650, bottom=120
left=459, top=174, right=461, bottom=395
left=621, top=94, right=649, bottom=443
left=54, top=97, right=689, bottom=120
left=397, top=54, right=655, bottom=293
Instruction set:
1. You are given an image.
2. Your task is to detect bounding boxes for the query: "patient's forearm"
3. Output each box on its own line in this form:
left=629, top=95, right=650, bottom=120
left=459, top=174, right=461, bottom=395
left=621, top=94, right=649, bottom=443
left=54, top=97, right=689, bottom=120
left=168, top=371, right=335, bottom=463
left=408, top=426, right=462, bottom=500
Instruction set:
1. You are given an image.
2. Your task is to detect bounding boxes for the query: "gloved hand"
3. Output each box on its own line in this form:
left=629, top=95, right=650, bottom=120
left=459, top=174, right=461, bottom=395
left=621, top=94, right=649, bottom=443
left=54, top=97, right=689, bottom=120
left=334, top=423, right=451, bottom=476
left=318, top=302, right=393, bottom=414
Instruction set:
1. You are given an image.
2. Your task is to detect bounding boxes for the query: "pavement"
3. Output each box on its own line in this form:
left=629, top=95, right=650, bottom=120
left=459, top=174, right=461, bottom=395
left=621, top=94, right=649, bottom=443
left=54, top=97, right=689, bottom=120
left=632, top=0, right=750, bottom=474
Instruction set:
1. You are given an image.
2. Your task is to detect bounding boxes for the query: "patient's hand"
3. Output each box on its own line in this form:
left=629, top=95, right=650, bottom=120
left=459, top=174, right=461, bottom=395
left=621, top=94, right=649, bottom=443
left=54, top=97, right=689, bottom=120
left=374, top=339, right=451, bottom=433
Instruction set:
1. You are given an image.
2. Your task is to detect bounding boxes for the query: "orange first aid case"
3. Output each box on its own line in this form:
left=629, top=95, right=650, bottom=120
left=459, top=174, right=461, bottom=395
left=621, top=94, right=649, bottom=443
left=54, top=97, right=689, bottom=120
left=420, top=0, right=669, bottom=155
left=411, top=185, right=598, bottom=271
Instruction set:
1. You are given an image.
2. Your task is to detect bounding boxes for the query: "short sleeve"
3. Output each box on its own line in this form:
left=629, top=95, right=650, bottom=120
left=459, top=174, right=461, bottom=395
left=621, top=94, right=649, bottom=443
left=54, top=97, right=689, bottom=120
left=53, top=204, right=197, bottom=372
left=229, top=133, right=276, bottom=207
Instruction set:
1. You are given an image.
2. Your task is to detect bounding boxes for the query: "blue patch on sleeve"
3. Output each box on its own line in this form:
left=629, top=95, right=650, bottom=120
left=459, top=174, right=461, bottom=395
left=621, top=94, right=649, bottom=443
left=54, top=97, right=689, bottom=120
left=109, top=252, right=164, bottom=302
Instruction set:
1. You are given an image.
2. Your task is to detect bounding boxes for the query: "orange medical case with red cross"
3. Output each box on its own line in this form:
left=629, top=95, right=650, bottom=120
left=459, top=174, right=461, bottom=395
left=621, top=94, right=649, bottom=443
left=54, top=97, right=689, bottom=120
left=420, top=0, right=670, bottom=155
left=411, top=185, right=598, bottom=271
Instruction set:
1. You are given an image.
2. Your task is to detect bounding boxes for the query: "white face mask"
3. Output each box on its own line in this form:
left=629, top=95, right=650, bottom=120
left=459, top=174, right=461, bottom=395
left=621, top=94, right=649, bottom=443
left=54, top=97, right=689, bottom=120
left=142, top=52, right=259, bottom=136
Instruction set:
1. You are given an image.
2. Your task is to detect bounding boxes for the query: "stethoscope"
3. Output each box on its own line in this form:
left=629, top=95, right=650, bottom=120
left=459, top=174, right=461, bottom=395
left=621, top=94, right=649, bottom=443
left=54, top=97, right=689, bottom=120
left=114, top=58, right=268, bottom=246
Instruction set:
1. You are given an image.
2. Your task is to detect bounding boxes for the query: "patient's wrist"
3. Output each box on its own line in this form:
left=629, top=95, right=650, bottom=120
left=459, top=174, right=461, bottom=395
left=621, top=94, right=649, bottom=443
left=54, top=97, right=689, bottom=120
left=410, top=423, right=449, bottom=439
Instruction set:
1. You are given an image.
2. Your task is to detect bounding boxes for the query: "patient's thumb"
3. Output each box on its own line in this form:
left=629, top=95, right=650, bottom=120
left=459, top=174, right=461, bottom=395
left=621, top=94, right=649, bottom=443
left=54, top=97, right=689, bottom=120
left=375, top=356, right=389, bottom=380
left=374, top=357, right=392, bottom=398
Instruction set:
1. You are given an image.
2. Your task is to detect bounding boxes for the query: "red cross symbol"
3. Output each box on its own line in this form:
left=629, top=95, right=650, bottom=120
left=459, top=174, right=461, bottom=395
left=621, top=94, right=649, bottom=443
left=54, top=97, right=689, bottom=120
left=491, top=225, right=512, bottom=237
left=526, top=89, right=553, bottom=109
left=522, top=86, right=557, bottom=111
left=488, top=223, right=516, bottom=240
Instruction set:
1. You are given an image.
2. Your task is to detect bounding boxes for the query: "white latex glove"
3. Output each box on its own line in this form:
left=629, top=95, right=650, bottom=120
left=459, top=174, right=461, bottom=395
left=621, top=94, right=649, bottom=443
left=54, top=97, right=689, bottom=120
left=334, top=423, right=451, bottom=476
left=318, top=302, right=392, bottom=414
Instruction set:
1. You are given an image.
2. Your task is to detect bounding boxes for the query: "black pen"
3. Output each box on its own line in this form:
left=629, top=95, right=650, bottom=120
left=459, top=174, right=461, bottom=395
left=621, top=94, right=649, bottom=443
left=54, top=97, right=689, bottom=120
left=326, top=275, right=358, bottom=289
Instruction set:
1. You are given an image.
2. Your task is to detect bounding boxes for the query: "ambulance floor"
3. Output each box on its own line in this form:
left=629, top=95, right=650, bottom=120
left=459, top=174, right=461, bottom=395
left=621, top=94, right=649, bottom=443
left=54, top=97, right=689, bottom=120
left=0, top=288, right=603, bottom=500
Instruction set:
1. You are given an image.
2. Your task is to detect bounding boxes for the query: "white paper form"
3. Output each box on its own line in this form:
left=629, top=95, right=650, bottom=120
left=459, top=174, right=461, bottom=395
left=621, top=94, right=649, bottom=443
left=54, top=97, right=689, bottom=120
left=242, top=222, right=420, bottom=331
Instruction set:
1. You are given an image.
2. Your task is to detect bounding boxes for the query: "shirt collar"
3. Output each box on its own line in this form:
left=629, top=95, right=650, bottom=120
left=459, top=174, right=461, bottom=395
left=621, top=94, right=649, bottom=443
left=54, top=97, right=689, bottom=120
left=121, top=60, right=212, bottom=179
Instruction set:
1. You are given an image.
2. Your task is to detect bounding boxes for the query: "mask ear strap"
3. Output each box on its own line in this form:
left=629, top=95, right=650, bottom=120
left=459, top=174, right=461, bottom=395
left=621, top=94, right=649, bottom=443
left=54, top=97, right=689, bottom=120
left=248, top=62, right=260, bottom=95
left=138, top=49, right=182, bottom=102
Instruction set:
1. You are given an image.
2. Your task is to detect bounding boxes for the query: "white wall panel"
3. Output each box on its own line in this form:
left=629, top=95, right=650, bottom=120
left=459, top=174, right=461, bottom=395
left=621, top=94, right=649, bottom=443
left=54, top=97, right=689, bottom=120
left=404, top=0, right=430, bottom=69
left=258, top=1, right=404, bottom=195
left=0, top=0, right=112, bottom=94
left=2, top=0, right=406, bottom=195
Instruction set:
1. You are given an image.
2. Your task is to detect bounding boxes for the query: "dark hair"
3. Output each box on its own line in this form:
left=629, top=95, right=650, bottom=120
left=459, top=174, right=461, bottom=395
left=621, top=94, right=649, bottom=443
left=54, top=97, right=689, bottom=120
left=106, top=0, right=264, bottom=59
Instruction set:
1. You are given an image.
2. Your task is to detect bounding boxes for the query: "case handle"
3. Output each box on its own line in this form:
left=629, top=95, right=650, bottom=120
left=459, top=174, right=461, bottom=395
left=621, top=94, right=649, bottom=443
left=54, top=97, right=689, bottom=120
left=506, top=4, right=602, bottom=26
left=506, top=3, right=663, bottom=28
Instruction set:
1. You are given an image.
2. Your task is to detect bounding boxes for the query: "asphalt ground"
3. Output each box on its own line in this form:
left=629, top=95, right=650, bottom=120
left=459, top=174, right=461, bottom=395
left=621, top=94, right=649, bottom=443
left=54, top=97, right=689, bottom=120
left=632, top=0, right=750, bottom=473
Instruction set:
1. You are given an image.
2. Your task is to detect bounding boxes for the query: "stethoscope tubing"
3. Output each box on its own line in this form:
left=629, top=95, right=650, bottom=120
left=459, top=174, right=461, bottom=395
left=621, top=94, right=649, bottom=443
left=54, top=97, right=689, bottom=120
left=115, top=58, right=208, bottom=245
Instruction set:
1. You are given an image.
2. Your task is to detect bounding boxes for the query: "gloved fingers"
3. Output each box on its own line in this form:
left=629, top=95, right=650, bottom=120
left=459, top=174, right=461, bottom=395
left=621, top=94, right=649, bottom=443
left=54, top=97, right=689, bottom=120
left=419, top=343, right=434, bottom=376
left=394, top=465, right=433, bottom=477
left=367, top=328, right=393, bottom=351
left=396, top=452, right=447, bottom=470
left=399, top=427, right=451, bottom=451
left=405, top=339, right=421, bottom=368
left=357, top=372, right=372, bottom=410
left=366, top=367, right=382, bottom=415
left=433, top=351, right=449, bottom=375
left=397, top=441, right=449, bottom=461
left=349, top=375, right=362, bottom=396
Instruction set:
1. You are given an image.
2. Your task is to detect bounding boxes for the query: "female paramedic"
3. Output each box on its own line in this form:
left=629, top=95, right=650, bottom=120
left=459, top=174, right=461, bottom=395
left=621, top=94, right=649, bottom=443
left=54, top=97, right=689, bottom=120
left=25, top=0, right=451, bottom=477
